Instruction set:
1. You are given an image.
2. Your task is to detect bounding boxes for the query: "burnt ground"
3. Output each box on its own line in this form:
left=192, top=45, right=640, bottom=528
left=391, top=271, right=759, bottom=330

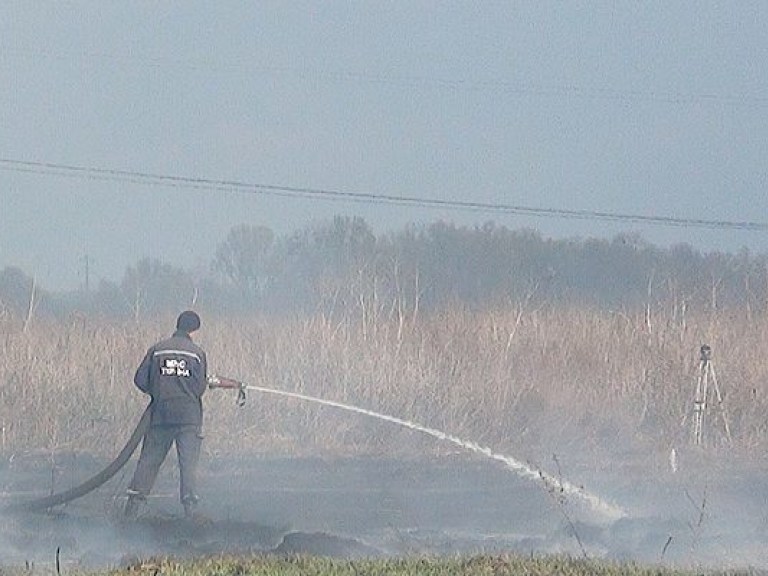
left=2, top=449, right=768, bottom=570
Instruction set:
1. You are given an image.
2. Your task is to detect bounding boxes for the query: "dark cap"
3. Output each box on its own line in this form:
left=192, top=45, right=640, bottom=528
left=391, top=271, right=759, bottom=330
left=176, top=310, right=201, bottom=333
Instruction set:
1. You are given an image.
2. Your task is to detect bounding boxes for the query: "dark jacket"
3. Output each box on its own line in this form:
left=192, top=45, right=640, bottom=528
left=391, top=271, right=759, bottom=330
left=134, top=330, right=207, bottom=426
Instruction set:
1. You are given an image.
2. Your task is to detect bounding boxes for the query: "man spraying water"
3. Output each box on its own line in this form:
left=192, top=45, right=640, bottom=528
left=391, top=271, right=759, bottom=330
left=6, top=312, right=624, bottom=529
left=124, top=311, right=208, bottom=520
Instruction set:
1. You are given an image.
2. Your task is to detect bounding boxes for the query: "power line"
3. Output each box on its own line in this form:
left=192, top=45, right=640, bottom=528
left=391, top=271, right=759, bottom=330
left=1, top=157, right=766, bottom=232
left=4, top=44, right=768, bottom=108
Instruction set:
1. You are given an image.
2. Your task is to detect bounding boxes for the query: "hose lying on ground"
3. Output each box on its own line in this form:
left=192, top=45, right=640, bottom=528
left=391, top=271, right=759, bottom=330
left=3, top=405, right=151, bottom=513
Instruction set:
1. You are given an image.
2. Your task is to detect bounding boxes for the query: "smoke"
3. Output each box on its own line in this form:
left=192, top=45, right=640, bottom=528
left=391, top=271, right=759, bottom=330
left=4, top=398, right=768, bottom=570
left=4, top=452, right=768, bottom=569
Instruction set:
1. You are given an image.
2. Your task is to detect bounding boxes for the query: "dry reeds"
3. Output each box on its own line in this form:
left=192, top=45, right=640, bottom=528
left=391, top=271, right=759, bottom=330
left=1, top=302, right=766, bottom=468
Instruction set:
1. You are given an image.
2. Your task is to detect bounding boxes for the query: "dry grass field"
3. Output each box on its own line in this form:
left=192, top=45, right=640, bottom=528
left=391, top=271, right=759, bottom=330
left=2, top=300, right=766, bottom=468
left=4, top=301, right=768, bottom=569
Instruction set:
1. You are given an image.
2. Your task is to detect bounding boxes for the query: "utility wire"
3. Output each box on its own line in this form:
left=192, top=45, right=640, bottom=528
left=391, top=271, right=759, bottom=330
left=1, top=157, right=766, bottom=232
left=3, top=45, right=768, bottom=107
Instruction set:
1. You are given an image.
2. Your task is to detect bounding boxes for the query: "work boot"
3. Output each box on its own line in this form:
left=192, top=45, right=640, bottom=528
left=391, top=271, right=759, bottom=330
left=123, top=491, right=145, bottom=521
left=182, top=494, right=199, bottom=520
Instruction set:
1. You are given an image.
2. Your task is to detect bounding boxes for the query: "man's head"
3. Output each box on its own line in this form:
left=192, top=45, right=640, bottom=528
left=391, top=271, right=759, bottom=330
left=176, top=310, right=201, bottom=334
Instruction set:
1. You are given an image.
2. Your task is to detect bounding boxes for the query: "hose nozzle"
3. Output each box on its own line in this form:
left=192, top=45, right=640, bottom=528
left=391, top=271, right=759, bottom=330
left=208, top=375, right=247, bottom=406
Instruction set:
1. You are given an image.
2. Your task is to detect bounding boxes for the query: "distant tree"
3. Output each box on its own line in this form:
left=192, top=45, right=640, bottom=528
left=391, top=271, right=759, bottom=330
left=90, top=279, right=132, bottom=318
left=0, top=266, right=46, bottom=321
left=7, top=217, right=767, bottom=320
left=212, top=224, right=275, bottom=301
left=266, top=216, right=378, bottom=312
left=384, top=221, right=552, bottom=308
left=121, top=258, right=196, bottom=320
left=311, top=215, right=376, bottom=266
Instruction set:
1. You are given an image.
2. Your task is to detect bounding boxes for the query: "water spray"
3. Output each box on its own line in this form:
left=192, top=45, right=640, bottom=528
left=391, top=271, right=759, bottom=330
left=6, top=377, right=625, bottom=522
left=210, top=377, right=626, bottom=521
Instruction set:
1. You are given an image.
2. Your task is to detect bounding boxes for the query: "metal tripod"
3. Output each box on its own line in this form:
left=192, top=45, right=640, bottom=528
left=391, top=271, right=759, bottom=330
left=691, top=344, right=732, bottom=446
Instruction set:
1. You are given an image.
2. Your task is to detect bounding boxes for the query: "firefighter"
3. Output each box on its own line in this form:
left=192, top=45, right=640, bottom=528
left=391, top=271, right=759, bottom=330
left=124, top=310, right=208, bottom=520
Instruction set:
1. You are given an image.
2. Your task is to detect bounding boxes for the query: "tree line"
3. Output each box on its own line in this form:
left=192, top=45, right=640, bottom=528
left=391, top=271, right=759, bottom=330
left=2, top=216, right=767, bottom=321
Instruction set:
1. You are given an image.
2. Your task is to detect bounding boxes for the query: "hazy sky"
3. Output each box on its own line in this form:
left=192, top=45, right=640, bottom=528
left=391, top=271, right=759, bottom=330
left=2, top=2, right=768, bottom=290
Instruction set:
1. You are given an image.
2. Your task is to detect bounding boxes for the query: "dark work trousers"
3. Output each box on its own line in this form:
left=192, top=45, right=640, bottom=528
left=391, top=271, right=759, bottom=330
left=129, top=424, right=202, bottom=503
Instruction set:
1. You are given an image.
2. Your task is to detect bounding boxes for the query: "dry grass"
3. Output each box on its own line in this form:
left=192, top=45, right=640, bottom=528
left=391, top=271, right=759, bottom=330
left=2, top=300, right=767, bottom=471
left=0, top=553, right=724, bottom=576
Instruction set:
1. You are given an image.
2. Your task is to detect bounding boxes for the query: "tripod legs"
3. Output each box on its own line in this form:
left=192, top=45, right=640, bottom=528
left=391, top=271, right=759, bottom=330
left=692, top=353, right=731, bottom=446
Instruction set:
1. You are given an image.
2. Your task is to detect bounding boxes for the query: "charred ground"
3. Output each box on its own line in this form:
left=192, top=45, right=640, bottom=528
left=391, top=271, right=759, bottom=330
left=3, top=449, right=768, bottom=570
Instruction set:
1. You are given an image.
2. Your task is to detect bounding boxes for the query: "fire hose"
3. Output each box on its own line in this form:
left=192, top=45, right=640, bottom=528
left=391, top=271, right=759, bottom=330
left=5, top=376, right=626, bottom=520
left=4, top=376, right=246, bottom=513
